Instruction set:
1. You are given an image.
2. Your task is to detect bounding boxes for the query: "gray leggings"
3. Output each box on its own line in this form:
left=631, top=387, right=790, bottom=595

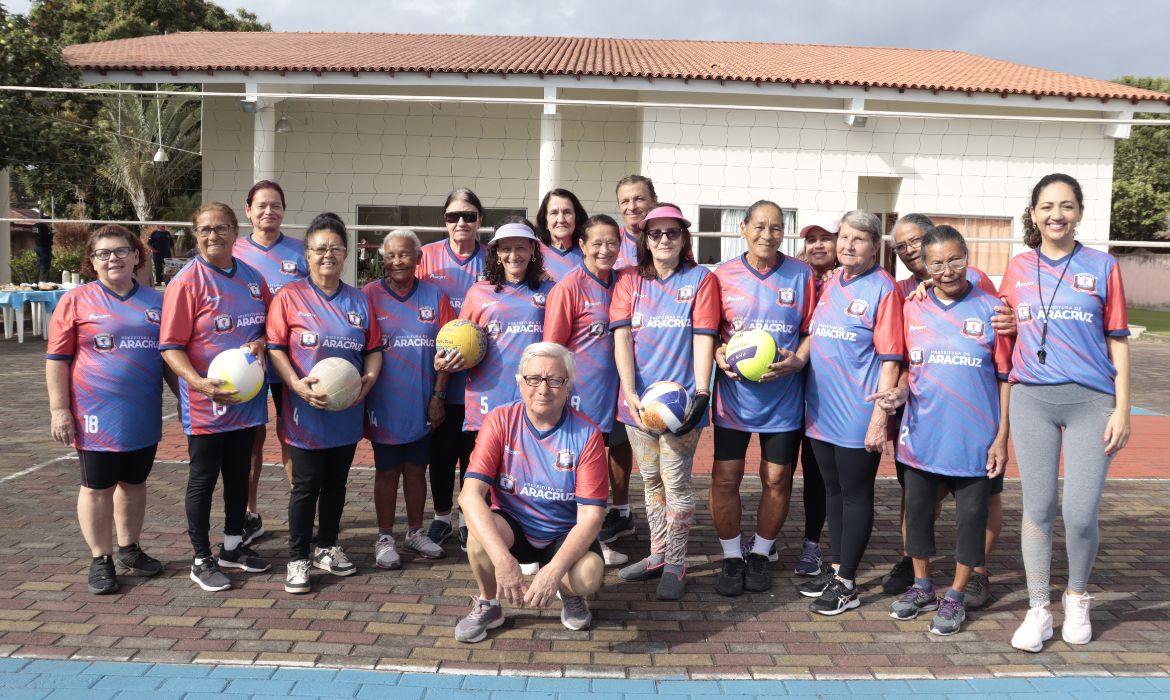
left=1009, top=383, right=1116, bottom=605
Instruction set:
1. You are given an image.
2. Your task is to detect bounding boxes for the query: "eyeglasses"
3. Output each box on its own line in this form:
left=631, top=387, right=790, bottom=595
left=522, top=375, right=568, bottom=388
left=893, top=237, right=924, bottom=254
left=646, top=228, right=683, bottom=242
left=91, top=246, right=133, bottom=261
left=308, top=246, right=346, bottom=257
left=444, top=211, right=479, bottom=224
left=194, top=224, right=234, bottom=237
left=925, top=257, right=968, bottom=274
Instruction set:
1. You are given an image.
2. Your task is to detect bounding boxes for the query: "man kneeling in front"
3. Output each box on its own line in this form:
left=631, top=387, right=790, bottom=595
left=455, top=341, right=607, bottom=643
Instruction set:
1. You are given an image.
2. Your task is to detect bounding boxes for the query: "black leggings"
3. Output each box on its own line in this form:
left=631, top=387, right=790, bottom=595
left=904, top=466, right=990, bottom=568
left=428, top=402, right=477, bottom=514
left=809, top=438, right=880, bottom=580
left=186, top=427, right=257, bottom=560
left=289, top=444, right=357, bottom=560
left=797, top=434, right=827, bottom=543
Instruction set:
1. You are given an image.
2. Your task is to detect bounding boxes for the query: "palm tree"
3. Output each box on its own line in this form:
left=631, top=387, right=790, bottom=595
left=95, top=86, right=201, bottom=223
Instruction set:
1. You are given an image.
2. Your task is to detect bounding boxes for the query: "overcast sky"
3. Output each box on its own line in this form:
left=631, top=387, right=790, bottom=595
left=7, top=0, right=1168, bottom=81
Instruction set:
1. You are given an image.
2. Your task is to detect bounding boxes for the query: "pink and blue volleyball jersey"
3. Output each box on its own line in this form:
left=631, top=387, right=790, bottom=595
left=613, top=226, right=640, bottom=271
left=805, top=264, right=904, bottom=448
left=46, top=281, right=165, bottom=451
left=459, top=279, right=555, bottom=431
left=466, top=402, right=609, bottom=545
left=541, top=243, right=585, bottom=282
left=896, top=286, right=1013, bottom=477
left=713, top=254, right=817, bottom=433
left=609, top=265, right=721, bottom=428
left=266, top=279, right=381, bottom=449
left=544, top=265, right=617, bottom=432
left=896, top=266, right=997, bottom=300
left=161, top=257, right=271, bottom=435
left=363, top=278, right=455, bottom=445
left=416, top=239, right=487, bottom=405
left=999, top=243, right=1128, bottom=395
left=233, top=232, right=308, bottom=383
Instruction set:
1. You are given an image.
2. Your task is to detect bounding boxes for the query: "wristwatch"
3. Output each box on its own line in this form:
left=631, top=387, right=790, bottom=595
left=431, top=390, right=447, bottom=400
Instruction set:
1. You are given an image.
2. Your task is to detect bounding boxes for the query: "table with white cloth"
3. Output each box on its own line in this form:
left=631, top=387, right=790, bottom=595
left=0, top=289, right=68, bottom=343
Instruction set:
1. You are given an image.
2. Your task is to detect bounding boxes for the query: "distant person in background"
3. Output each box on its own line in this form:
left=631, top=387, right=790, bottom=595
left=148, top=228, right=174, bottom=286
left=35, top=221, right=54, bottom=282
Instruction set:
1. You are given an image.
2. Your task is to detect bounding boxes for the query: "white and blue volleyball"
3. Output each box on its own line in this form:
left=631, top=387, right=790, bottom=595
left=639, top=381, right=692, bottom=435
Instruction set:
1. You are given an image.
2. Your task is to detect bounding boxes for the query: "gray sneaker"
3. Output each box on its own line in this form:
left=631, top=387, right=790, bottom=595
left=618, top=556, right=665, bottom=582
left=889, top=585, right=939, bottom=620
left=404, top=528, right=445, bottom=559
left=965, top=572, right=991, bottom=609
left=929, top=596, right=967, bottom=636
left=313, top=545, right=357, bottom=576
left=557, top=589, right=592, bottom=631
left=454, top=596, right=505, bottom=643
left=190, top=558, right=231, bottom=592
left=374, top=534, right=401, bottom=570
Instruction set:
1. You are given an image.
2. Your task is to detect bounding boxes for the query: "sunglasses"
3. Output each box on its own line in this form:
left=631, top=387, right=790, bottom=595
left=646, top=228, right=683, bottom=242
left=444, top=211, right=479, bottom=224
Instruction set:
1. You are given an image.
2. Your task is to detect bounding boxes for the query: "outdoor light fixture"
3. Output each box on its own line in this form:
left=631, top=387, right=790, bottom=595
left=153, top=85, right=169, bottom=163
left=275, top=114, right=292, bottom=134
left=153, top=146, right=169, bottom=163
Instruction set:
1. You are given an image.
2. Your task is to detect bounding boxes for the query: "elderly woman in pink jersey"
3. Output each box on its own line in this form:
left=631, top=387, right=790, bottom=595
left=47, top=225, right=170, bottom=595
left=610, top=204, right=720, bottom=601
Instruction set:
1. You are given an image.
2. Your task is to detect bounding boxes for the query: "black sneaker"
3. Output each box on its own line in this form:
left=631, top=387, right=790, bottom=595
left=458, top=525, right=469, bottom=553
left=599, top=509, right=635, bottom=544
left=217, top=544, right=271, bottom=573
left=714, top=557, right=746, bottom=597
left=427, top=519, right=453, bottom=546
left=882, top=557, right=915, bottom=595
left=190, top=558, right=231, bottom=592
left=88, top=555, right=119, bottom=595
left=242, top=512, right=266, bottom=546
left=744, top=553, right=772, bottom=593
left=797, top=568, right=836, bottom=598
left=810, top=578, right=861, bottom=616
left=114, top=543, right=163, bottom=577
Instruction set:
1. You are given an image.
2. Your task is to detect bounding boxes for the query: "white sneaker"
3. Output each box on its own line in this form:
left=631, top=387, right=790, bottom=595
left=374, top=534, right=401, bottom=570
left=285, top=559, right=311, bottom=594
left=313, top=545, right=357, bottom=576
left=403, top=528, right=445, bottom=559
left=519, top=562, right=540, bottom=575
left=600, top=541, right=628, bottom=566
left=1062, top=591, right=1093, bottom=645
left=1011, top=602, right=1054, bottom=652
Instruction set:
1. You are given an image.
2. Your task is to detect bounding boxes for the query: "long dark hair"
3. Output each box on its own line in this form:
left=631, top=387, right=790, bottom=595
left=535, top=188, right=588, bottom=246
left=483, top=216, right=545, bottom=291
left=1022, top=173, right=1083, bottom=249
left=635, top=202, right=695, bottom=280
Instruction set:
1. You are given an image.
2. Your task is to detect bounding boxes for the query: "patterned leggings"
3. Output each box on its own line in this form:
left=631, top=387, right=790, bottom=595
left=626, top=425, right=703, bottom=566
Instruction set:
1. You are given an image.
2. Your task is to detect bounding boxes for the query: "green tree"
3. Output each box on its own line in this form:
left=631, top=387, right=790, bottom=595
left=1110, top=76, right=1170, bottom=242
left=0, top=3, right=98, bottom=212
left=95, top=88, right=203, bottom=222
left=28, top=0, right=268, bottom=46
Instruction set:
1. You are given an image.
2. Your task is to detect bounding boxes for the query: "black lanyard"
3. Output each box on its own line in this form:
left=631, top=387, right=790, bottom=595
left=1035, top=245, right=1077, bottom=365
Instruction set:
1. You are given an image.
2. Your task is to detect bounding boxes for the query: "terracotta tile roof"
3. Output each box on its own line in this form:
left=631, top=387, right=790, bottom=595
left=63, top=32, right=1170, bottom=103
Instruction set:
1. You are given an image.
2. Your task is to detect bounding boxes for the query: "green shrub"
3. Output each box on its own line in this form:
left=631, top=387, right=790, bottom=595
left=9, top=249, right=38, bottom=283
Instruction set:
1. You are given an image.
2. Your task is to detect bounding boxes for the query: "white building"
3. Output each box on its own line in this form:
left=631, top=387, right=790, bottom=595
left=64, top=33, right=1170, bottom=282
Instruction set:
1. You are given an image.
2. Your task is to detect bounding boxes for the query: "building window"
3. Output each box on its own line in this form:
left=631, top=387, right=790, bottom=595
left=697, top=206, right=799, bottom=266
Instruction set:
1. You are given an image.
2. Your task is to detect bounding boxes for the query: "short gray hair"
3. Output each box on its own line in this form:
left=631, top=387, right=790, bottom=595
left=840, top=210, right=883, bottom=245
left=516, top=342, right=575, bottom=386
left=893, top=213, right=934, bottom=237
left=382, top=229, right=422, bottom=254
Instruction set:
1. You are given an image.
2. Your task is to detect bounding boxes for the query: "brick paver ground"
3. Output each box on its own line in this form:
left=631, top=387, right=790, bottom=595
left=1, top=337, right=1168, bottom=681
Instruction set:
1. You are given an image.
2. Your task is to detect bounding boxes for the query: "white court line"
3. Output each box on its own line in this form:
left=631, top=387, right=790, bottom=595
left=0, top=411, right=183, bottom=483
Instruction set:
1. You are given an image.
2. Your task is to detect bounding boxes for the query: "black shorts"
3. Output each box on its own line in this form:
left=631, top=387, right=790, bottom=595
left=712, top=426, right=801, bottom=463
left=498, top=510, right=603, bottom=566
left=896, top=460, right=1005, bottom=496
left=270, top=383, right=284, bottom=417
left=78, top=444, right=157, bottom=490
left=605, top=424, right=629, bottom=448
left=372, top=435, right=433, bottom=470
